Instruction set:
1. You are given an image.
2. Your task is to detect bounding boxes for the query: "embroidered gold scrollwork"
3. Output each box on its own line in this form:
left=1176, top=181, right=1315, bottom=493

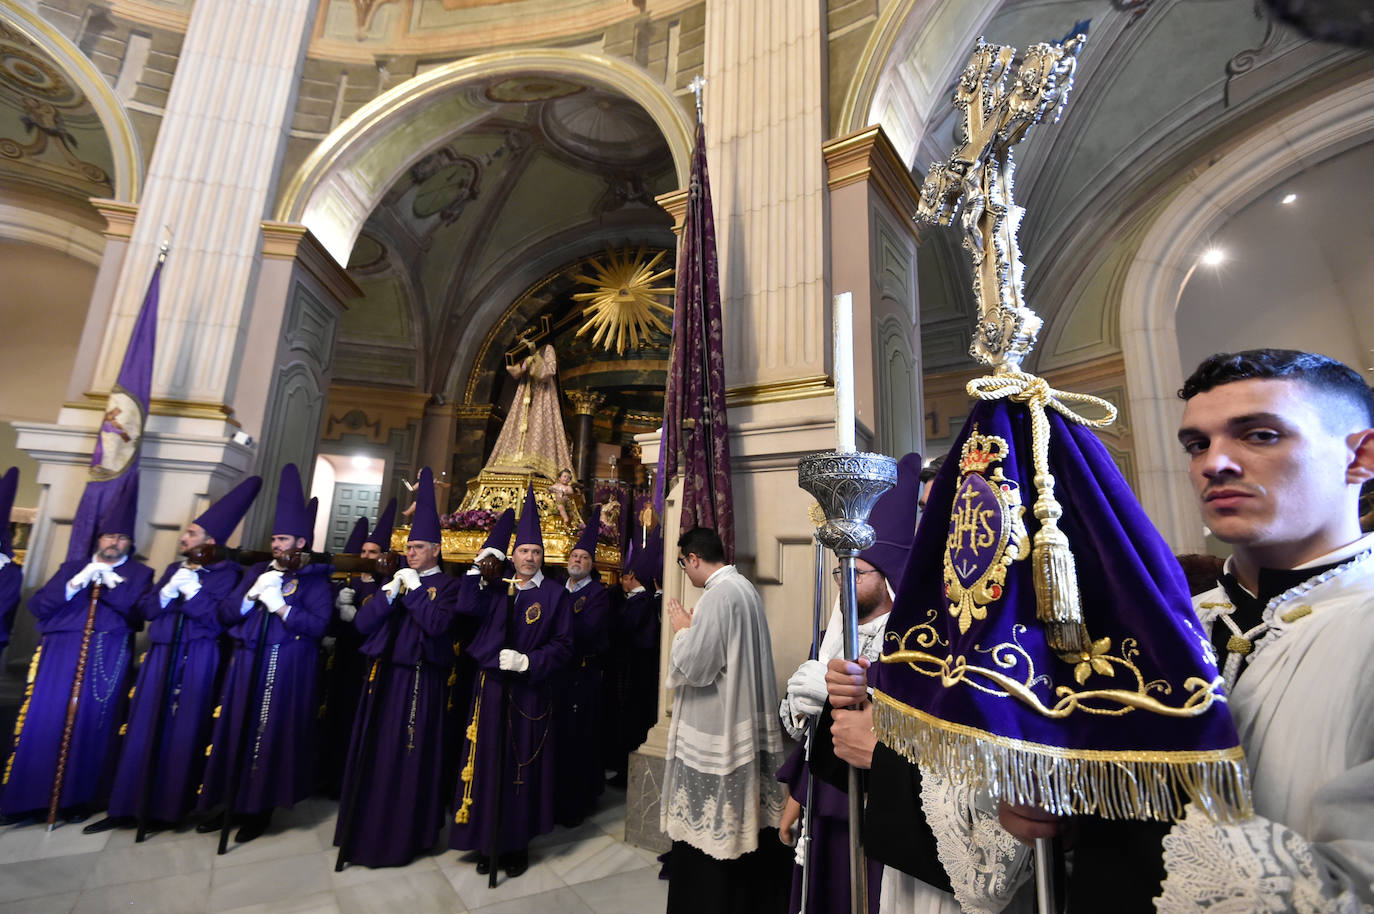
left=883, top=609, right=1226, bottom=720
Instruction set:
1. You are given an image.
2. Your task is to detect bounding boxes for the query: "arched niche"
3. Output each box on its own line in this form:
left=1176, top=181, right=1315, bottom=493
left=276, top=50, right=695, bottom=266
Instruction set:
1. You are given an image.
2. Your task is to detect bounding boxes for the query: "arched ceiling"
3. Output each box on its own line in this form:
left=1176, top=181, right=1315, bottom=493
left=858, top=0, right=1370, bottom=374
left=332, top=76, right=676, bottom=395
left=1175, top=140, right=1374, bottom=375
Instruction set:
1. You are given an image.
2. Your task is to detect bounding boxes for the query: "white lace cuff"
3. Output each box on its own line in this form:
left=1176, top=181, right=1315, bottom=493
left=1158, top=804, right=1367, bottom=913
left=921, top=769, right=1031, bottom=914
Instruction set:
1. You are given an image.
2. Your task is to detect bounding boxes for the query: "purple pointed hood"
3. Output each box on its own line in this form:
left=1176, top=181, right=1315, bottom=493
left=513, top=485, right=542, bottom=551
left=859, top=451, right=922, bottom=582
left=367, top=498, right=397, bottom=551
left=409, top=467, right=442, bottom=544
left=272, top=463, right=309, bottom=540
left=194, top=475, right=262, bottom=545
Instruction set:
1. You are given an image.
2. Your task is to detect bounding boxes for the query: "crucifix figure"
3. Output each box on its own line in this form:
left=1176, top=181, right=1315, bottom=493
left=916, top=35, right=1084, bottom=371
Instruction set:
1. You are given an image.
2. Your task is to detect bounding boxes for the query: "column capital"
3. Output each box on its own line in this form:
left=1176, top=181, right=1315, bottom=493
left=261, top=221, right=363, bottom=305
left=654, top=188, right=689, bottom=236
left=90, top=198, right=139, bottom=240
left=566, top=387, right=606, bottom=416
left=823, top=126, right=923, bottom=238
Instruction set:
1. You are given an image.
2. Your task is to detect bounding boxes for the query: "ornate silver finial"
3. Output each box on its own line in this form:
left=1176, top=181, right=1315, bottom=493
left=915, top=34, right=1084, bottom=371
left=688, top=75, right=707, bottom=122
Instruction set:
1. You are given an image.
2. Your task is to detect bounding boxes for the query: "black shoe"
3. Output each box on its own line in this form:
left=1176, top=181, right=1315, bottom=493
left=82, top=816, right=131, bottom=835
left=195, top=818, right=225, bottom=834
left=502, top=850, right=529, bottom=878
left=474, top=855, right=491, bottom=875
left=234, top=812, right=271, bottom=844
left=62, top=808, right=90, bottom=825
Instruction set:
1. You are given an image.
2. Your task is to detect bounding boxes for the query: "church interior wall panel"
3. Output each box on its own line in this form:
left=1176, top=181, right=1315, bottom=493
left=0, top=241, right=99, bottom=426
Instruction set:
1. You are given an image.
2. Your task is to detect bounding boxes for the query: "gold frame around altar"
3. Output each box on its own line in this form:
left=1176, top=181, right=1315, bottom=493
left=391, top=469, right=622, bottom=571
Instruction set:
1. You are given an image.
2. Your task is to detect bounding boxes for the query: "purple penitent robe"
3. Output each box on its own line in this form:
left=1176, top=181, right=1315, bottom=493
left=196, top=561, right=330, bottom=816
left=334, top=567, right=469, bottom=868
left=106, top=558, right=242, bottom=823
left=2, top=557, right=153, bottom=817
left=450, top=571, right=573, bottom=856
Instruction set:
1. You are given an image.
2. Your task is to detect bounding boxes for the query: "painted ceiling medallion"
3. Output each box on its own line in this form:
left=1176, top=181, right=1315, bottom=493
left=572, top=246, right=674, bottom=355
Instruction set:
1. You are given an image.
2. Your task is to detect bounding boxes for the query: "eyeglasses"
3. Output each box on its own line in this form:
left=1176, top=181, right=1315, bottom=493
left=831, top=568, right=879, bottom=581
left=676, top=556, right=688, bottom=568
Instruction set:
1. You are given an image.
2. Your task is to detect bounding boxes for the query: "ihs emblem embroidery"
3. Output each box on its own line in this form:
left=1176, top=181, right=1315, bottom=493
left=943, top=426, right=1027, bottom=634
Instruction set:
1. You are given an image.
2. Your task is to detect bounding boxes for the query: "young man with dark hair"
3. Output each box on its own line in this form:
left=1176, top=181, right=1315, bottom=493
left=662, top=526, right=790, bottom=914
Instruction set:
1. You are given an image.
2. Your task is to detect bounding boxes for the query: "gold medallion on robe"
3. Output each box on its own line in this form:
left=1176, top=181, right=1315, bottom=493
left=943, top=427, right=1027, bottom=634
left=574, top=596, right=586, bottom=615
left=525, top=602, right=541, bottom=625
left=282, top=578, right=298, bottom=597
left=427, top=586, right=437, bottom=601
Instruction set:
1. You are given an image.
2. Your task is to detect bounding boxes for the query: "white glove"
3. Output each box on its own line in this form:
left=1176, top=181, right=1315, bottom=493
left=177, top=574, right=201, bottom=599
left=381, top=575, right=404, bottom=601
left=395, top=568, right=421, bottom=592
left=246, top=569, right=283, bottom=600
left=91, top=564, right=124, bottom=589
left=68, top=560, right=105, bottom=592
left=335, top=587, right=355, bottom=610
left=498, top=649, right=530, bottom=673
left=0, top=553, right=10, bottom=570
left=339, top=603, right=357, bottom=623
left=260, top=586, right=287, bottom=615
left=161, top=567, right=197, bottom=601
left=321, top=635, right=337, bottom=652
left=794, top=832, right=809, bottom=868
left=786, top=659, right=828, bottom=712
left=779, top=697, right=810, bottom=741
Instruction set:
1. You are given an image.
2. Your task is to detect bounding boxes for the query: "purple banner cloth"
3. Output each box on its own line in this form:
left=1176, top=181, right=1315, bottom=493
left=68, top=261, right=161, bottom=562
left=874, top=398, right=1248, bottom=821
left=656, top=123, right=735, bottom=561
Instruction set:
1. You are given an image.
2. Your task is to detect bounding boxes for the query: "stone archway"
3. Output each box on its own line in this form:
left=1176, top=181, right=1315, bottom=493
left=276, top=49, right=695, bottom=266
left=1119, top=73, right=1374, bottom=552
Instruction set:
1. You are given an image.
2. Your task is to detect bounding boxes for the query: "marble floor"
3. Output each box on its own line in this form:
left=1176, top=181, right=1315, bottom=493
left=0, top=788, right=668, bottom=914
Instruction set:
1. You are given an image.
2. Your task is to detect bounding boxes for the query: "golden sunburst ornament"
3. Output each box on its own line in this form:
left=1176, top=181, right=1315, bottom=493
left=572, top=246, right=675, bottom=354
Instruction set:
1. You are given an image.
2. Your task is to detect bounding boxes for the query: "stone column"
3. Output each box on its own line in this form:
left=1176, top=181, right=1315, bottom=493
left=566, top=388, right=605, bottom=496
left=823, top=126, right=924, bottom=460
left=624, top=0, right=840, bottom=851
left=13, top=1, right=321, bottom=597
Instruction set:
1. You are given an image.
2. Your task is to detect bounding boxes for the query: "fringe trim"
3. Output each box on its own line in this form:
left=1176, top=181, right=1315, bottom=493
left=873, top=689, right=1252, bottom=824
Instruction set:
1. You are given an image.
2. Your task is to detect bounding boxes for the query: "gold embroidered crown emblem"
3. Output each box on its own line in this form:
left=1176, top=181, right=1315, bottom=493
left=959, top=427, right=1006, bottom=475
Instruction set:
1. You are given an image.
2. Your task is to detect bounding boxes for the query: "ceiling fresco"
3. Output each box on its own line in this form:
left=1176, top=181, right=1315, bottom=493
left=0, top=19, right=114, bottom=205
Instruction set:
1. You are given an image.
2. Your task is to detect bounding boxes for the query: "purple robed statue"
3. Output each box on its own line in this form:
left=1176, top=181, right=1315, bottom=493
left=450, top=486, right=573, bottom=879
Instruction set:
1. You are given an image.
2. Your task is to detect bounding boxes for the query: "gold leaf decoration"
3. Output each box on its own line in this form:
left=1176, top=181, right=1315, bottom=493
left=572, top=246, right=674, bottom=354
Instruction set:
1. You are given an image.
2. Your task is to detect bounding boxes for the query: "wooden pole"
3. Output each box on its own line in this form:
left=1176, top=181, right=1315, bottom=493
left=47, top=582, right=101, bottom=829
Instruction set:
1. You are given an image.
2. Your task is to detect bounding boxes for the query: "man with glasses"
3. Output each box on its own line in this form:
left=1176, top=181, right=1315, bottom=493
left=662, top=526, right=789, bottom=913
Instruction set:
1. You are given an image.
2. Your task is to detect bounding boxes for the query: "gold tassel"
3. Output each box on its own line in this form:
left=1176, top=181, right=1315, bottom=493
left=1030, top=483, right=1089, bottom=653
left=3, top=645, right=41, bottom=786
left=454, top=672, right=485, bottom=826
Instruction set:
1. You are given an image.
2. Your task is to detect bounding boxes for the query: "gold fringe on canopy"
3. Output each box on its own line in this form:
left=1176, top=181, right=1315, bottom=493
left=872, top=688, right=1252, bottom=824
left=967, top=370, right=1117, bottom=653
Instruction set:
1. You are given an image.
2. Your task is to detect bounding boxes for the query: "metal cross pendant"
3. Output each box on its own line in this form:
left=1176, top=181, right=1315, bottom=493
left=915, top=34, right=1084, bottom=371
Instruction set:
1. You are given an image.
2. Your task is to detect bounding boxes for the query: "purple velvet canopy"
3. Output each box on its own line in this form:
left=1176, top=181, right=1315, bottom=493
left=873, top=397, right=1250, bottom=822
